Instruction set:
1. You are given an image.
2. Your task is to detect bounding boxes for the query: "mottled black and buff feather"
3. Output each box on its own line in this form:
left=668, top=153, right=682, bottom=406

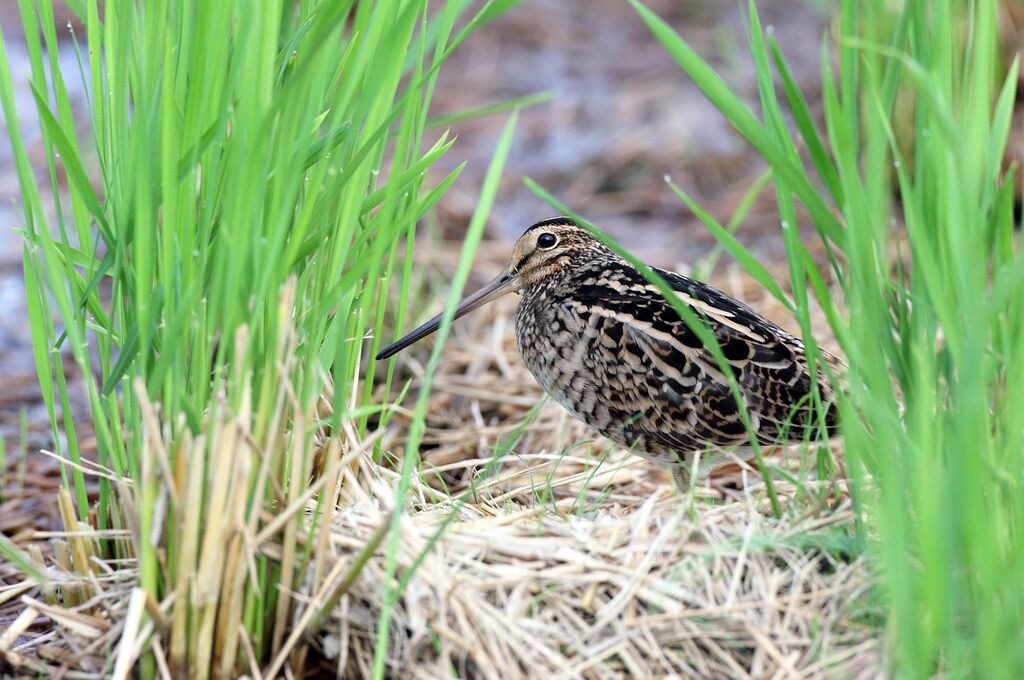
left=377, top=218, right=840, bottom=490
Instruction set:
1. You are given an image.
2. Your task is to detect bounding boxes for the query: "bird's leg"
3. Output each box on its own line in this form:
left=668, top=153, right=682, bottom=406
left=669, top=450, right=702, bottom=493
left=671, top=465, right=691, bottom=493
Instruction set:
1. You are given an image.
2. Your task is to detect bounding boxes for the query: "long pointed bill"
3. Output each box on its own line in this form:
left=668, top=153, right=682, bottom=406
left=376, top=269, right=517, bottom=360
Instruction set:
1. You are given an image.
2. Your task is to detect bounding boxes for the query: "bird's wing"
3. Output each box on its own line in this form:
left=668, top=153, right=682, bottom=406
left=567, top=266, right=837, bottom=445
left=654, top=267, right=841, bottom=439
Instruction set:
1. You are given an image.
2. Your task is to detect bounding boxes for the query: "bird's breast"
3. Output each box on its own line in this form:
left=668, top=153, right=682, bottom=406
left=513, top=287, right=645, bottom=435
left=514, top=291, right=583, bottom=401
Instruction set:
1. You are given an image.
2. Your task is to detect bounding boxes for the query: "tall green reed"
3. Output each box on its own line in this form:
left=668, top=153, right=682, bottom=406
left=1, top=0, right=519, bottom=675
left=630, top=0, right=1024, bottom=675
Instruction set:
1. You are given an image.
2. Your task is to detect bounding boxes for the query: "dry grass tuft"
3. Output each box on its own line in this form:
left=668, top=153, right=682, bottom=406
left=300, top=254, right=879, bottom=679
left=304, top=477, right=877, bottom=679
left=0, top=522, right=142, bottom=677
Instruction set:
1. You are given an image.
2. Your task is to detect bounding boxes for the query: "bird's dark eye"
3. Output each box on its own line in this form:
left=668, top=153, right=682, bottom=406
left=537, top=232, right=558, bottom=249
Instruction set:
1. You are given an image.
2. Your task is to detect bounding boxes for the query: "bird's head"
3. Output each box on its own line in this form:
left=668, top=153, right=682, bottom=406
left=376, top=216, right=603, bottom=360
left=508, top=218, right=604, bottom=288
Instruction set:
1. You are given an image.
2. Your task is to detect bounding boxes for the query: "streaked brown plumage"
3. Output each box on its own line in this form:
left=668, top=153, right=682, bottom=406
left=377, top=217, right=840, bottom=490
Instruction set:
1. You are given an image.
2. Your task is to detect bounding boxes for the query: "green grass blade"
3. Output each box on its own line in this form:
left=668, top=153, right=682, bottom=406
left=373, top=111, right=519, bottom=679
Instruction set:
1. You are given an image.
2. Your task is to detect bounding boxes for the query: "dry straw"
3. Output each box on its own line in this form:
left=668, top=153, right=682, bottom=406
left=302, top=470, right=876, bottom=679
left=297, top=270, right=878, bottom=679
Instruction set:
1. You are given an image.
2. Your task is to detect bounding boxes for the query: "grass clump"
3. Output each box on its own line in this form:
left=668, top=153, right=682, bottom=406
left=0, top=0, right=520, bottom=676
left=628, top=0, right=1024, bottom=676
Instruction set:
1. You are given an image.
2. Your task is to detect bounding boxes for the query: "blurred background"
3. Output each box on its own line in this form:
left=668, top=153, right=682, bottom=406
left=428, top=0, right=829, bottom=255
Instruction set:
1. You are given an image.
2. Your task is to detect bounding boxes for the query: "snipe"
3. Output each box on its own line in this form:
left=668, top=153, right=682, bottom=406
left=377, top=217, right=840, bottom=490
